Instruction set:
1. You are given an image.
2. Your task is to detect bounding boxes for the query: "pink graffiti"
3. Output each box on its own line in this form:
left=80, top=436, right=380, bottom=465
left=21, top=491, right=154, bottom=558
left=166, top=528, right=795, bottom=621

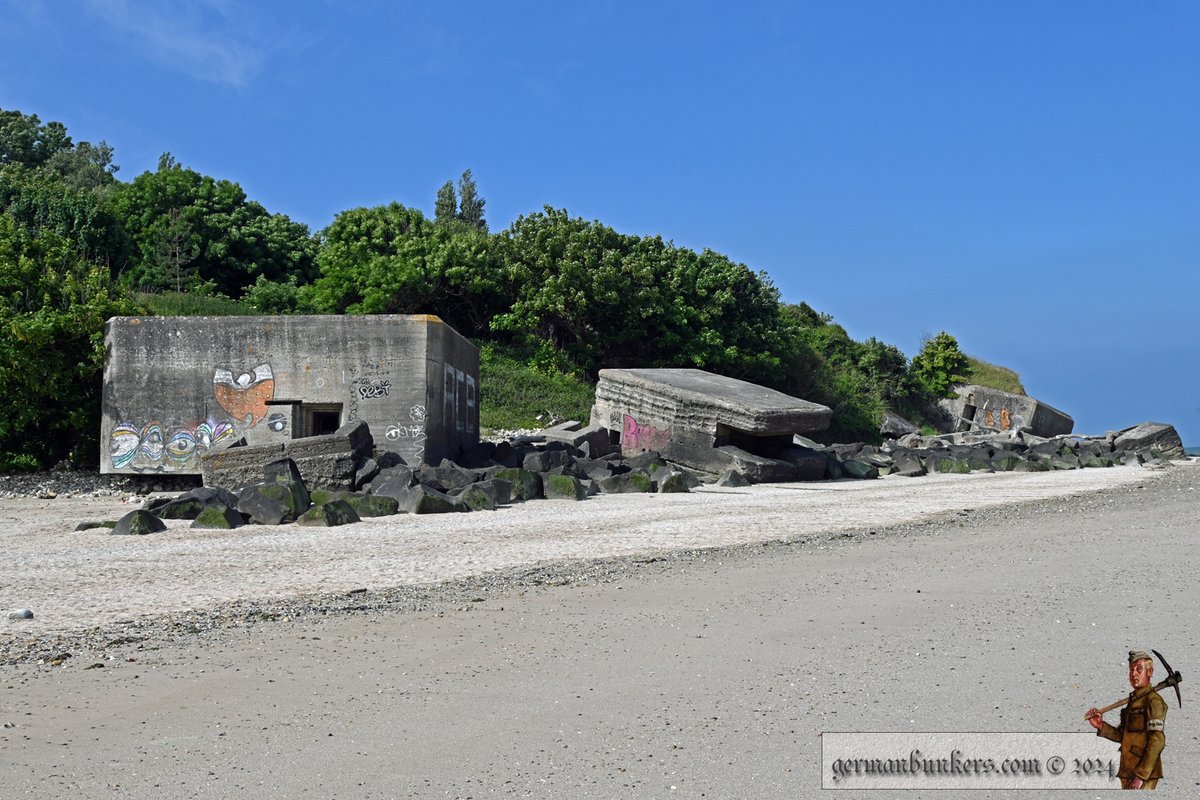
left=622, top=414, right=670, bottom=453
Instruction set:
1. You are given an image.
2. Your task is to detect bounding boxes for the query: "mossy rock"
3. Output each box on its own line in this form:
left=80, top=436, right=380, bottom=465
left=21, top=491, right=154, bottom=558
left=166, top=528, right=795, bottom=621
left=110, top=509, right=166, bottom=536
left=191, top=504, right=244, bottom=529
left=297, top=500, right=361, bottom=527
left=544, top=474, right=587, bottom=500
left=494, top=468, right=543, bottom=501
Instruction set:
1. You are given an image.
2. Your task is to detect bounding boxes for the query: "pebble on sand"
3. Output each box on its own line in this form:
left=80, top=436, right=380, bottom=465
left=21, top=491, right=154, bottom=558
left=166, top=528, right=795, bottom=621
left=8, top=609, right=34, bottom=621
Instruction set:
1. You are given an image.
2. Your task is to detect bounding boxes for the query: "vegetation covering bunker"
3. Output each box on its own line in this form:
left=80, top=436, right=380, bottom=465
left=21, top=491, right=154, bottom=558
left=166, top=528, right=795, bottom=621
left=101, top=315, right=478, bottom=475
left=591, top=368, right=833, bottom=481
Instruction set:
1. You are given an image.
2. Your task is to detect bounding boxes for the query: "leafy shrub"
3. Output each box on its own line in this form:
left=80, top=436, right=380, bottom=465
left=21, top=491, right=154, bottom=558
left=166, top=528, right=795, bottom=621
left=910, top=332, right=969, bottom=398
left=478, top=342, right=595, bottom=431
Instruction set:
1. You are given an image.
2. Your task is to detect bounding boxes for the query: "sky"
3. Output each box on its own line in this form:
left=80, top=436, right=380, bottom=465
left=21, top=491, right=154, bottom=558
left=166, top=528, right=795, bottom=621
left=2, top=0, right=1197, bottom=445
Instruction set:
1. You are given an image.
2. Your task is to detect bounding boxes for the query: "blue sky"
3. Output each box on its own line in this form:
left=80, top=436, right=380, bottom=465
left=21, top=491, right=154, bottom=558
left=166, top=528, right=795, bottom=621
left=3, top=1, right=1197, bottom=444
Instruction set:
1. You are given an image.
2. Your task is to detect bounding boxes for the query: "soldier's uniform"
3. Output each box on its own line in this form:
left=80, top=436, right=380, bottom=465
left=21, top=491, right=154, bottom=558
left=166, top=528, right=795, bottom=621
left=1096, top=652, right=1167, bottom=789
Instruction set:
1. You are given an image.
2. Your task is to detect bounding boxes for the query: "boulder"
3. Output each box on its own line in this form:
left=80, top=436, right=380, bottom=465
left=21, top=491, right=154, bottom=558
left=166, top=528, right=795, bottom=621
left=779, top=446, right=828, bottom=481
left=655, top=471, right=692, bottom=493
left=237, top=481, right=310, bottom=525
left=111, top=510, right=166, bottom=536
left=297, top=500, right=362, bottom=527
left=354, top=458, right=380, bottom=490
left=543, top=473, right=588, bottom=500
left=1113, top=422, right=1185, bottom=460
left=158, top=486, right=241, bottom=520
left=714, top=469, right=752, bottom=487
left=493, top=468, right=543, bottom=501
left=522, top=449, right=573, bottom=473
left=394, top=484, right=463, bottom=514
left=190, top=504, right=244, bottom=529
left=841, top=460, right=879, bottom=480
left=880, top=410, right=920, bottom=439
left=309, top=489, right=399, bottom=517
left=597, top=471, right=654, bottom=494
left=457, top=482, right=497, bottom=511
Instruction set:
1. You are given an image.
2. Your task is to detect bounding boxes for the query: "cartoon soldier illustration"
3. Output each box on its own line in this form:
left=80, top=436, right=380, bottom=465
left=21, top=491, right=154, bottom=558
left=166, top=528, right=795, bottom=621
left=1085, top=650, right=1182, bottom=790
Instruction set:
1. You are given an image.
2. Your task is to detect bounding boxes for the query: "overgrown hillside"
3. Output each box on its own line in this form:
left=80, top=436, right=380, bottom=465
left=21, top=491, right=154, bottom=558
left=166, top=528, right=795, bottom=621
left=2, top=106, right=978, bottom=469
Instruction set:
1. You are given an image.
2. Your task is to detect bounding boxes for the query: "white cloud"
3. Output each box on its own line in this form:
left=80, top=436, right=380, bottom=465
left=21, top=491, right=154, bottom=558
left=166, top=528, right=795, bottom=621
left=83, top=0, right=265, bottom=88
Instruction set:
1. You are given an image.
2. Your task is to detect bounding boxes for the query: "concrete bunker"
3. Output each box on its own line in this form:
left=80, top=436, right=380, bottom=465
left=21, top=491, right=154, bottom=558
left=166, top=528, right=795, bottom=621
left=941, top=384, right=1073, bottom=438
left=591, top=368, right=833, bottom=481
left=101, top=314, right=479, bottom=474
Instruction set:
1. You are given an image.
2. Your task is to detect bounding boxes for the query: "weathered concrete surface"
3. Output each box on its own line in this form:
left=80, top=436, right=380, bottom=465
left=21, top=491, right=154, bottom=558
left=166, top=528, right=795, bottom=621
left=200, top=420, right=373, bottom=491
left=1113, top=421, right=1185, bottom=459
left=940, top=384, right=1073, bottom=437
left=591, top=368, right=832, bottom=479
left=102, top=314, right=478, bottom=474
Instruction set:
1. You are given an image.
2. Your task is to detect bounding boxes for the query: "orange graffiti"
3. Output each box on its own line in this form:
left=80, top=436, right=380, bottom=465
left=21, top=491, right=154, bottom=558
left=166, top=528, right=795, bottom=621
left=213, top=364, right=275, bottom=425
left=984, top=409, right=995, bottom=428
left=1000, top=408, right=1011, bottom=431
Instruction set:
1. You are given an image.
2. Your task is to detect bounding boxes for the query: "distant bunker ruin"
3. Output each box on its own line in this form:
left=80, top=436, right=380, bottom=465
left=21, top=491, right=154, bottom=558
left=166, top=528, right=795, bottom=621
left=591, top=368, right=833, bottom=481
left=101, top=315, right=479, bottom=475
left=943, top=384, right=1073, bottom=438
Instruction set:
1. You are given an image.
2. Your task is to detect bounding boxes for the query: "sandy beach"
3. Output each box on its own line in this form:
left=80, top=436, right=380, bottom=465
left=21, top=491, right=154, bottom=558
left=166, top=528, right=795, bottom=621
left=2, top=463, right=1197, bottom=798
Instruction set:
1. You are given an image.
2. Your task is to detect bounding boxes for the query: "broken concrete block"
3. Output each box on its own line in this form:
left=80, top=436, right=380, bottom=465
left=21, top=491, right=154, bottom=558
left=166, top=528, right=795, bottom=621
left=591, top=368, right=831, bottom=480
left=1113, top=422, right=1185, bottom=459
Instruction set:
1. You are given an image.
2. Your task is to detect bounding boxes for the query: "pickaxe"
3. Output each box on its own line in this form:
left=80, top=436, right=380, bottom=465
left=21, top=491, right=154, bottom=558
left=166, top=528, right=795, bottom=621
left=1084, top=649, right=1183, bottom=720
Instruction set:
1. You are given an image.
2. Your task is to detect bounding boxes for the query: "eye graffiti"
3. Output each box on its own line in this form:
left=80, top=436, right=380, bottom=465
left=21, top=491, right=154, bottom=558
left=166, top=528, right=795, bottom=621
left=110, top=420, right=235, bottom=469
left=266, top=413, right=288, bottom=433
left=213, top=364, right=275, bottom=425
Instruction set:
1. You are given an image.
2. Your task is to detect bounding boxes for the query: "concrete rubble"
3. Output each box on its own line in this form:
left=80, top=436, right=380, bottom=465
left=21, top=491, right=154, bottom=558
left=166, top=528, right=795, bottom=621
left=590, top=367, right=834, bottom=481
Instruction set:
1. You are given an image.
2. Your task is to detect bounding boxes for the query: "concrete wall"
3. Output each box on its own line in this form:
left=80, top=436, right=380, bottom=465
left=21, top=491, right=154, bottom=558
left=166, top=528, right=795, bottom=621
left=102, top=315, right=478, bottom=474
left=944, top=385, right=1073, bottom=438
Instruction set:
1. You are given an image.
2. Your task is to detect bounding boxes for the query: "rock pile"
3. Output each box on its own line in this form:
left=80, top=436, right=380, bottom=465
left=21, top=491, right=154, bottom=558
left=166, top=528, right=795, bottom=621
left=82, top=419, right=1186, bottom=534
left=808, top=421, right=1184, bottom=481
left=97, top=426, right=706, bottom=533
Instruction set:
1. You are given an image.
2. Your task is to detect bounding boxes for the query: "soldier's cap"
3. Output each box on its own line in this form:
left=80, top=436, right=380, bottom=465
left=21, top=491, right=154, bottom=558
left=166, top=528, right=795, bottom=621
left=1129, top=650, right=1153, bottom=665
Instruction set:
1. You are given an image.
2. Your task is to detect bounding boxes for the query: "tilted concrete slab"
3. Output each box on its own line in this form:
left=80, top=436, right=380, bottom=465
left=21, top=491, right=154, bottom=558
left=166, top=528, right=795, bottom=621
left=941, top=384, right=1073, bottom=438
left=590, top=368, right=832, bottom=480
left=102, top=315, right=478, bottom=474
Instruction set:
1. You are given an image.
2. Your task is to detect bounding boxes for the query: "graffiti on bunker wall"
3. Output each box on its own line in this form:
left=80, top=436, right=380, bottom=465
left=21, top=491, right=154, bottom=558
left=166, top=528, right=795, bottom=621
left=110, top=419, right=235, bottom=470
left=213, top=364, right=275, bottom=425
left=385, top=405, right=428, bottom=465
left=357, top=379, right=392, bottom=399
left=622, top=414, right=671, bottom=453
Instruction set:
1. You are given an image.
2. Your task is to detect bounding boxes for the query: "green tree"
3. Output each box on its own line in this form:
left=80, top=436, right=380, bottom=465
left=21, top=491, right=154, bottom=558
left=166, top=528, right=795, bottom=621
left=910, top=331, right=969, bottom=397
left=434, top=180, right=457, bottom=226
left=493, top=207, right=791, bottom=381
left=0, top=108, right=72, bottom=168
left=301, top=202, right=503, bottom=336
left=111, top=154, right=317, bottom=296
left=457, top=169, right=486, bottom=232
left=0, top=213, right=139, bottom=469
